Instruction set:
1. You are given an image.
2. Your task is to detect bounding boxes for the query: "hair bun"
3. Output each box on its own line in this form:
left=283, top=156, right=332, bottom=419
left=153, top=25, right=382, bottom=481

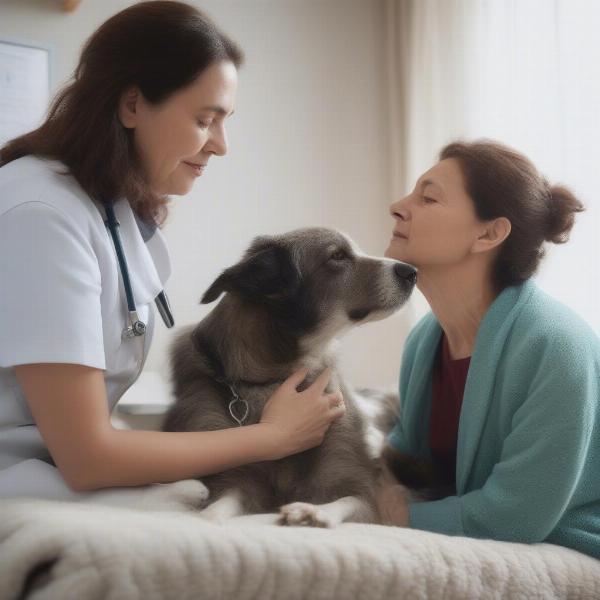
left=544, top=184, right=585, bottom=244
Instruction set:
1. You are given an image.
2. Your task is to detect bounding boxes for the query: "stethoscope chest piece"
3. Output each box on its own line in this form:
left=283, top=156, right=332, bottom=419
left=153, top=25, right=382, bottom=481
left=123, top=313, right=147, bottom=338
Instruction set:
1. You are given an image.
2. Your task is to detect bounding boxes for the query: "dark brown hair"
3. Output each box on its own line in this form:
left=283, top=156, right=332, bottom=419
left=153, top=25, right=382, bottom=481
left=0, top=1, right=244, bottom=224
left=440, top=140, right=585, bottom=291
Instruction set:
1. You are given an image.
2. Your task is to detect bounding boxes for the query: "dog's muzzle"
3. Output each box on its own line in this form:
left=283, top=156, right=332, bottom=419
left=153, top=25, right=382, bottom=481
left=393, top=262, right=417, bottom=286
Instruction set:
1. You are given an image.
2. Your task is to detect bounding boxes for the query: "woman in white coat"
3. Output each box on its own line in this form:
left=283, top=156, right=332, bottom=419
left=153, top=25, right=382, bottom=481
left=0, top=1, right=344, bottom=504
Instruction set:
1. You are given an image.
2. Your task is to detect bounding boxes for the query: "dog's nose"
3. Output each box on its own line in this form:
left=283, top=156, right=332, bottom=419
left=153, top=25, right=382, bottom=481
left=393, top=262, right=417, bottom=285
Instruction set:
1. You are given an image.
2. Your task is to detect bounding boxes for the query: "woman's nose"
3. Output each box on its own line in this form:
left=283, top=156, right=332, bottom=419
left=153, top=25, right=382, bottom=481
left=389, top=196, right=410, bottom=220
left=206, top=124, right=228, bottom=157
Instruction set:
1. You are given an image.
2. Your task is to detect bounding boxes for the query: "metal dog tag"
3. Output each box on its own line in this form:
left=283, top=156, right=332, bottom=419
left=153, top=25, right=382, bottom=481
left=228, top=398, right=249, bottom=427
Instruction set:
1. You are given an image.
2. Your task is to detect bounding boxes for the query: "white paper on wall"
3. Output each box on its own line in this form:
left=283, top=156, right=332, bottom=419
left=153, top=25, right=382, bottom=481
left=0, top=40, right=50, bottom=147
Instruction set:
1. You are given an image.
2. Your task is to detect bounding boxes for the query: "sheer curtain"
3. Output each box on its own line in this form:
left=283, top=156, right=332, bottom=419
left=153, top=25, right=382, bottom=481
left=386, top=0, right=600, bottom=333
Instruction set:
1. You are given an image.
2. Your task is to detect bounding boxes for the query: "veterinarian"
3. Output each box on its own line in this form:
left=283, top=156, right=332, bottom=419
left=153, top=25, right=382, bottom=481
left=376, top=140, right=600, bottom=560
left=0, top=1, right=344, bottom=502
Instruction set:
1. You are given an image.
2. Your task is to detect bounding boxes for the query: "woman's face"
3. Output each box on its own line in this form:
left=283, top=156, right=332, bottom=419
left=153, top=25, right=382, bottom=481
left=122, top=60, right=238, bottom=195
left=385, top=158, right=484, bottom=270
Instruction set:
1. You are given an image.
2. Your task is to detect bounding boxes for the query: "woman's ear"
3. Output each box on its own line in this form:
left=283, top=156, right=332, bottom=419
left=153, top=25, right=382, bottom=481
left=472, top=216, right=511, bottom=254
left=118, top=86, right=140, bottom=129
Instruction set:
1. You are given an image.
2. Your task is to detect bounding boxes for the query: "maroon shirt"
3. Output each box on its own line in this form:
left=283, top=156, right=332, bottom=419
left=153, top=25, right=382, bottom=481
left=429, top=334, right=471, bottom=489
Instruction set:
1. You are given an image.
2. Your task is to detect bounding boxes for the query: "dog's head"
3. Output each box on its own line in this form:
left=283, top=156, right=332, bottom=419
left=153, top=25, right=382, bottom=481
left=201, top=227, right=416, bottom=343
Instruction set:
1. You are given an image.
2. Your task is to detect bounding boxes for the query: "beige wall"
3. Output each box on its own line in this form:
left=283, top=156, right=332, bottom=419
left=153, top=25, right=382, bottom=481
left=0, top=0, right=422, bottom=392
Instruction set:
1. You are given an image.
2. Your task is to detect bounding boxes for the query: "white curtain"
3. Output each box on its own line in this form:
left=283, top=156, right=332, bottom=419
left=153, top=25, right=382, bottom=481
left=386, top=0, right=600, bottom=333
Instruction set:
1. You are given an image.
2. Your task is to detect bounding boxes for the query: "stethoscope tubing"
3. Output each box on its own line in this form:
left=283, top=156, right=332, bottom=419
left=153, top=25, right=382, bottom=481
left=103, top=202, right=174, bottom=337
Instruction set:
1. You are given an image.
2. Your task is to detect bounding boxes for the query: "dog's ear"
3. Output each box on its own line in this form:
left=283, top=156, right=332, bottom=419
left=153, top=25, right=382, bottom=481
left=201, top=272, right=229, bottom=304
left=201, top=244, right=300, bottom=304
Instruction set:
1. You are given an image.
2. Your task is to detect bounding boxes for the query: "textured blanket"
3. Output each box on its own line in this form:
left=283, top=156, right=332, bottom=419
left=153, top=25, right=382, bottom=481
left=1, top=500, right=600, bottom=599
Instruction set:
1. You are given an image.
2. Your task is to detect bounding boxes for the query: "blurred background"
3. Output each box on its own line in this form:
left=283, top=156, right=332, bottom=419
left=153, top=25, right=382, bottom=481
left=1, top=1, right=598, bottom=413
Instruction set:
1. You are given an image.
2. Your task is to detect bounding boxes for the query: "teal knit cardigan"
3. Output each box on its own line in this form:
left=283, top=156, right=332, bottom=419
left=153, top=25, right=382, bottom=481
left=388, top=280, right=600, bottom=559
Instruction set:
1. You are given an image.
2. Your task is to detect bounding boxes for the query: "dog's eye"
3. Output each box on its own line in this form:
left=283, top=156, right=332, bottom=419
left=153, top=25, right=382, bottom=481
left=330, top=249, right=348, bottom=261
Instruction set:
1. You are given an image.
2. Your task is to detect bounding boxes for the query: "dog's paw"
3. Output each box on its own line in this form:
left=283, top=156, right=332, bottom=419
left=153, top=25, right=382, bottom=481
left=138, top=479, right=210, bottom=512
left=278, top=502, right=333, bottom=528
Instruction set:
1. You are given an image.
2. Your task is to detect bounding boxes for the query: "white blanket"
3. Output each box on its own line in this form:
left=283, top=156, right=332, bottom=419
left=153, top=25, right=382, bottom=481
left=1, top=499, right=600, bottom=600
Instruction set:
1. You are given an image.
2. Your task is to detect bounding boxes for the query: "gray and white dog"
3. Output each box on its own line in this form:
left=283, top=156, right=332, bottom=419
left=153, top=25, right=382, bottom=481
left=163, top=227, right=417, bottom=527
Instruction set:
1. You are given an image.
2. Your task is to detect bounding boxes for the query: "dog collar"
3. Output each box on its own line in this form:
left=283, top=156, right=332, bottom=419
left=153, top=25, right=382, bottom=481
left=218, top=379, right=250, bottom=427
left=192, top=329, right=285, bottom=425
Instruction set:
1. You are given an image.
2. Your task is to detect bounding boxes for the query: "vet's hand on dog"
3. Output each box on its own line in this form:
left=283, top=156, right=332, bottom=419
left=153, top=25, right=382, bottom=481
left=259, top=366, right=345, bottom=459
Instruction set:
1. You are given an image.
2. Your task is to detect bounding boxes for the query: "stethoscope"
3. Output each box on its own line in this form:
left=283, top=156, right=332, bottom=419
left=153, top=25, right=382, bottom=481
left=103, top=202, right=174, bottom=338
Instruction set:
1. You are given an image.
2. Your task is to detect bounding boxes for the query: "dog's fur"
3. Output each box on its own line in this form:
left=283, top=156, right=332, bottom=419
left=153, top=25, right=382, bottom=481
left=162, top=227, right=417, bottom=527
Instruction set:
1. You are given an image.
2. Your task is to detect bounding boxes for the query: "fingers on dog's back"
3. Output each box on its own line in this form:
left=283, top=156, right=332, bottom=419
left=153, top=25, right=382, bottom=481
left=284, top=367, right=310, bottom=390
left=310, top=367, right=332, bottom=394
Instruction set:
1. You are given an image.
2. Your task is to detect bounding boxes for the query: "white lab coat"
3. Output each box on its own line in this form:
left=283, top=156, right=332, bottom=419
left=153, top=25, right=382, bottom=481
left=0, top=155, right=171, bottom=500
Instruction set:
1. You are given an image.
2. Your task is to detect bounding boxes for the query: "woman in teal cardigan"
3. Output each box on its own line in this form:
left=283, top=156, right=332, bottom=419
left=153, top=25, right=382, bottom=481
left=377, top=140, right=600, bottom=560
